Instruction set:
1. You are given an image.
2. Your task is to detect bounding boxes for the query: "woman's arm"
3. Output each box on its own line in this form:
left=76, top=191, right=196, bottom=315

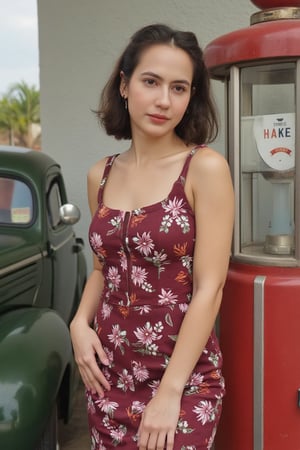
left=70, top=159, right=111, bottom=396
left=138, top=148, right=234, bottom=450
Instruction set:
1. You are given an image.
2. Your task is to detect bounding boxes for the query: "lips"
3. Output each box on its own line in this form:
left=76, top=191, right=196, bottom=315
left=147, top=113, right=169, bottom=123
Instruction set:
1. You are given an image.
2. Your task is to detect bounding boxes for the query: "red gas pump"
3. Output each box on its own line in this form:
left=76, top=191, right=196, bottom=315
left=204, top=2, right=300, bottom=449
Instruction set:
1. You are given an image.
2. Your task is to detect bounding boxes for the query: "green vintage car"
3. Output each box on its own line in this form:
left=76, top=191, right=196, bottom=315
left=0, top=146, right=87, bottom=450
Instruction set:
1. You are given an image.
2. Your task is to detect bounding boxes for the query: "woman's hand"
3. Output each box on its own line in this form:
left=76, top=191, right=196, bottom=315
left=70, top=320, right=111, bottom=397
left=138, top=390, right=181, bottom=450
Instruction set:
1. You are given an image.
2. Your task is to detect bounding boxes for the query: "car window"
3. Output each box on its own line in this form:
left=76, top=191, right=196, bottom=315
left=47, top=181, right=63, bottom=228
left=0, top=176, right=33, bottom=224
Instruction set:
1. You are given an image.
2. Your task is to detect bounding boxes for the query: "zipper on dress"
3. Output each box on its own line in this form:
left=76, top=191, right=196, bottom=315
left=122, top=211, right=132, bottom=306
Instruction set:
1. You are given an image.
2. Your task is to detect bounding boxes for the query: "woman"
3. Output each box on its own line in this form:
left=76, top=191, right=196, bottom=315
left=70, top=23, right=234, bottom=450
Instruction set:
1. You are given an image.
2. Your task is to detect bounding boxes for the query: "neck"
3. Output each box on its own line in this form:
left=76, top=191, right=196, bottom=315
left=128, top=133, right=187, bottom=164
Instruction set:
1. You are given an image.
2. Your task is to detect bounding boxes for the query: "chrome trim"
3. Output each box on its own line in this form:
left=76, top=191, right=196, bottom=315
left=49, top=233, right=74, bottom=252
left=232, top=253, right=297, bottom=267
left=229, top=66, right=240, bottom=256
left=254, top=275, right=266, bottom=450
left=295, top=60, right=300, bottom=264
left=251, top=7, right=300, bottom=25
left=0, top=251, right=47, bottom=277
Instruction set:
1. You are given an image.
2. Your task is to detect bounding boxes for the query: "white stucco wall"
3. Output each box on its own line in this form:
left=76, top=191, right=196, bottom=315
left=37, top=0, right=257, bottom=272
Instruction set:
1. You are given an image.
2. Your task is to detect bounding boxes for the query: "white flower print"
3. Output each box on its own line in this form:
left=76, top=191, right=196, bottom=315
left=103, top=346, right=114, bottom=366
left=107, top=215, right=122, bottom=235
left=181, top=446, right=197, bottom=450
left=189, top=372, right=204, bottom=387
left=179, top=303, right=189, bottom=313
left=102, top=302, right=113, bottom=320
left=142, top=281, right=155, bottom=292
left=134, top=322, right=161, bottom=346
left=133, top=322, right=162, bottom=356
left=102, top=366, right=112, bottom=385
left=176, top=418, right=194, bottom=434
left=133, top=231, right=154, bottom=256
left=132, top=361, right=149, bottom=382
left=181, top=254, right=193, bottom=272
left=208, top=351, right=220, bottom=367
left=207, top=424, right=218, bottom=450
left=145, top=249, right=170, bottom=278
left=91, top=426, right=100, bottom=450
left=163, top=197, right=187, bottom=218
left=148, top=379, right=160, bottom=397
left=117, top=369, right=135, bottom=392
left=96, top=397, right=118, bottom=417
left=158, top=288, right=178, bottom=306
left=185, top=372, right=205, bottom=395
left=135, top=305, right=151, bottom=315
left=147, top=343, right=159, bottom=355
left=131, top=265, right=148, bottom=286
left=108, top=324, right=129, bottom=353
left=118, top=247, right=127, bottom=271
left=130, top=400, right=145, bottom=415
left=107, top=266, right=121, bottom=291
left=160, top=214, right=173, bottom=233
left=86, top=391, right=96, bottom=414
left=131, top=266, right=154, bottom=292
left=103, top=415, right=127, bottom=445
left=160, top=197, right=190, bottom=233
left=110, top=426, right=127, bottom=446
left=153, top=321, right=163, bottom=333
left=152, top=250, right=168, bottom=265
left=193, top=400, right=216, bottom=425
left=176, top=214, right=190, bottom=232
left=90, top=232, right=103, bottom=252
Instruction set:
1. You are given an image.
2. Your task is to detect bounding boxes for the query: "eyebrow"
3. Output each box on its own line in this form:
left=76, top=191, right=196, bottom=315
left=140, top=71, right=191, bottom=86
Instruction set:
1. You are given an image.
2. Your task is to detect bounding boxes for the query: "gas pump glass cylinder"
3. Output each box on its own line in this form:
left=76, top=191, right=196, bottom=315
left=240, top=62, right=296, bottom=261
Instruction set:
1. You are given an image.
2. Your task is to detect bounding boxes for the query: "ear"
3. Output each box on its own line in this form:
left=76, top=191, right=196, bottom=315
left=119, top=71, right=128, bottom=98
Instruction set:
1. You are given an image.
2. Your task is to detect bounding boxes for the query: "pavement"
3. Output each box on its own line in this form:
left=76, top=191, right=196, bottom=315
left=59, top=382, right=91, bottom=450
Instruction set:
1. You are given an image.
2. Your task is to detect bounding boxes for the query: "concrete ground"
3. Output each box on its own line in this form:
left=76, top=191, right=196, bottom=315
left=59, top=383, right=91, bottom=450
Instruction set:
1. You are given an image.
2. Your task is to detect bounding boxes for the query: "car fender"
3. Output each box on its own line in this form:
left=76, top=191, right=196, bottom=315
left=0, top=307, right=73, bottom=450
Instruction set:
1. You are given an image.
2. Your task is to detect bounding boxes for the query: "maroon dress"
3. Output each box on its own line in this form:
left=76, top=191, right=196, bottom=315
left=87, top=147, right=225, bottom=449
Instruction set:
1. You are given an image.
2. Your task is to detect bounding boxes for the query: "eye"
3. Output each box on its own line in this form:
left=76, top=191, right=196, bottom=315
left=143, top=78, right=157, bottom=87
left=173, top=85, right=187, bottom=94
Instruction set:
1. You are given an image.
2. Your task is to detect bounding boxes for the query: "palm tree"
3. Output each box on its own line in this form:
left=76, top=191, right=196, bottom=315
left=0, top=95, right=18, bottom=145
left=0, top=81, right=41, bottom=148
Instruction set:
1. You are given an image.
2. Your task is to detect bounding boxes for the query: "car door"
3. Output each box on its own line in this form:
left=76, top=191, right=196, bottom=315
left=46, top=173, right=77, bottom=324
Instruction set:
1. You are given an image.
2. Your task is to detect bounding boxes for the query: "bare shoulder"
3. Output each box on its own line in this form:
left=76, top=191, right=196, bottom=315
left=187, top=146, right=234, bottom=214
left=87, top=156, right=109, bottom=186
left=86, top=156, right=110, bottom=214
left=184, top=146, right=233, bottom=211
left=189, top=146, right=230, bottom=177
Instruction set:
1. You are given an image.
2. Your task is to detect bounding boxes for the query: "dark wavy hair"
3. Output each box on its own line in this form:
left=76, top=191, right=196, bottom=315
left=96, top=24, right=218, bottom=144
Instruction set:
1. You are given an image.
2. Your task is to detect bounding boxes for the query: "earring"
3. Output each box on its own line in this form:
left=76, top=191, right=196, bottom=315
left=124, top=98, right=128, bottom=110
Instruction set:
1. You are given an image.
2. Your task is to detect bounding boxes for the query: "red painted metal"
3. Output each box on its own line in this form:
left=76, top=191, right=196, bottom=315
left=251, top=0, right=300, bottom=8
left=215, top=262, right=300, bottom=450
left=204, top=19, right=300, bottom=71
left=205, top=1, right=300, bottom=449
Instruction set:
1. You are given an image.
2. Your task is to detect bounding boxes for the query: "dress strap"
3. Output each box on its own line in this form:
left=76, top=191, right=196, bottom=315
left=180, top=145, right=205, bottom=179
left=97, top=154, right=119, bottom=204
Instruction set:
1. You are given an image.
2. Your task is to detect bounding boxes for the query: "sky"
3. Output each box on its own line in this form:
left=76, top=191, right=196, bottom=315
left=0, top=0, right=39, bottom=96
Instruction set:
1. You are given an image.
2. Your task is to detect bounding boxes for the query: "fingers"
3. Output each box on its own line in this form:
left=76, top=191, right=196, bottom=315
left=77, top=351, right=110, bottom=396
left=71, top=327, right=111, bottom=396
left=94, top=337, right=110, bottom=366
left=138, top=427, right=174, bottom=450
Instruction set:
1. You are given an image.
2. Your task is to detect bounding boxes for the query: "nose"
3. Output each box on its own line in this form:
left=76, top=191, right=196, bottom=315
left=156, top=86, right=170, bottom=109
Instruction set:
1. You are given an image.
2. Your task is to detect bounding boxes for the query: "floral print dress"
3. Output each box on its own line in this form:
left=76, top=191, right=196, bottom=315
left=87, top=147, right=225, bottom=449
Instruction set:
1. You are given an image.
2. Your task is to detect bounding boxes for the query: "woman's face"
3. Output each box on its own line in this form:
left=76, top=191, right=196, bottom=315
left=120, top=44, right=194, bottom=140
